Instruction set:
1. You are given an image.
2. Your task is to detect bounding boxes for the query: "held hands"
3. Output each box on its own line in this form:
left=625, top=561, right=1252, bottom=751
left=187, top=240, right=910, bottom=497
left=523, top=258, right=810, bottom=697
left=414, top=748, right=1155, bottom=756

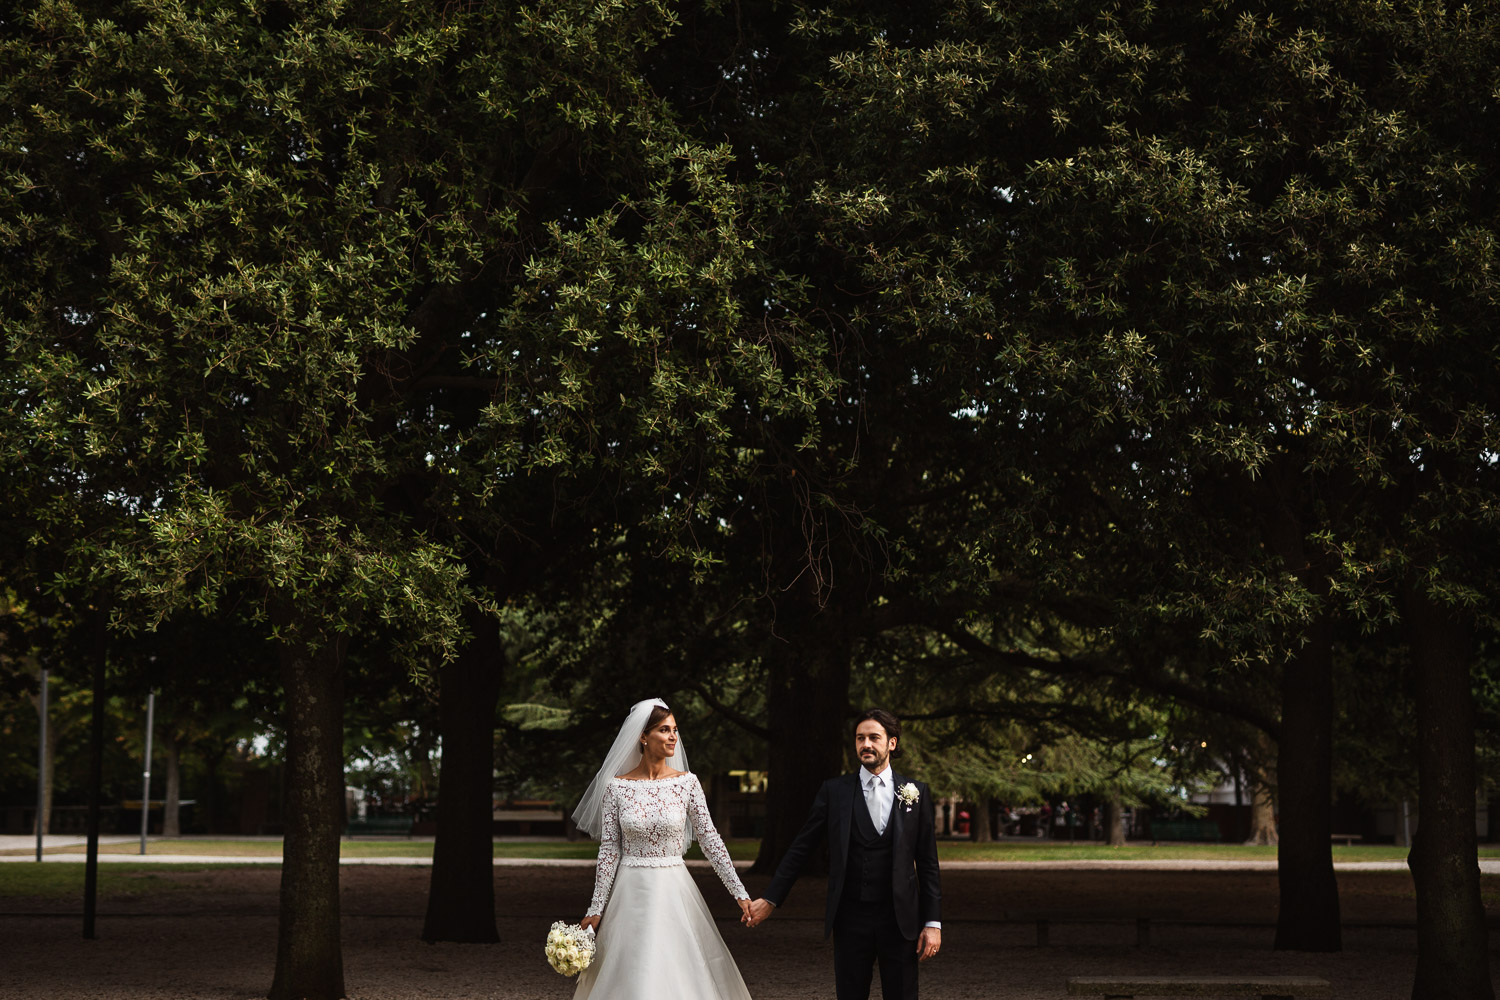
left=916, top=926, right=941, bottom=961
left=740, top=898, right=775, bottom=928
left=579, top=915, right=601, bottom=934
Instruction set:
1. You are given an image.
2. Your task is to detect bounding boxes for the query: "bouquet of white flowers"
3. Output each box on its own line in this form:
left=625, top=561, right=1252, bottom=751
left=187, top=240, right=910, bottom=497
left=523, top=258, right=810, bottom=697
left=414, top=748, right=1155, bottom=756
left=544, top=921, right=596, bottom=977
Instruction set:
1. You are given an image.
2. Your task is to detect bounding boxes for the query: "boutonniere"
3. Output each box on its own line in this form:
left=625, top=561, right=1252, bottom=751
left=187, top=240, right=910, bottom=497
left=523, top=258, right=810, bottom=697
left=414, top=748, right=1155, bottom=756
left=897, top=782, right=920, bottom=812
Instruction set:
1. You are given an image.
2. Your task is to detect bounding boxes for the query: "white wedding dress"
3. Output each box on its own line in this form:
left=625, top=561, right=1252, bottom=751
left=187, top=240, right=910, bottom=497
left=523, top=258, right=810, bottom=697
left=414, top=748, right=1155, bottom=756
left=575, top=772, right=753, bottom=999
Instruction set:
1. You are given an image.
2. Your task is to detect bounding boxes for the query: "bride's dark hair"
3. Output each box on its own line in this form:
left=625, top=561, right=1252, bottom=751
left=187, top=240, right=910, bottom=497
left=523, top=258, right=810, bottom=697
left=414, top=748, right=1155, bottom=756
left=642, top=703, right=673, bottom=739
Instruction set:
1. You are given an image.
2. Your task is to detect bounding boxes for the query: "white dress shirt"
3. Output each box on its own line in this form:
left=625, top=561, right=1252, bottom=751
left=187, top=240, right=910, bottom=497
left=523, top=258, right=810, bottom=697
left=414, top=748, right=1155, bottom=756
left=860, top=764, right=940, bottom=930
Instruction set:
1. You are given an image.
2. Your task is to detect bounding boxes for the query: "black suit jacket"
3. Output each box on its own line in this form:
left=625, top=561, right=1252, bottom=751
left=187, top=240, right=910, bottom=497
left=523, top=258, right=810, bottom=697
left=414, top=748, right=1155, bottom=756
left=763, top=770, right=942, bottom=939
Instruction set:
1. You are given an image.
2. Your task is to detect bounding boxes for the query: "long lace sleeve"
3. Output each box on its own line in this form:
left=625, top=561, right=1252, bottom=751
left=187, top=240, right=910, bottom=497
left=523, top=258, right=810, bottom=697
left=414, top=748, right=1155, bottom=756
left=585, top=781, right=621, bottom=916
left=687, top=775, right=748, bottom=900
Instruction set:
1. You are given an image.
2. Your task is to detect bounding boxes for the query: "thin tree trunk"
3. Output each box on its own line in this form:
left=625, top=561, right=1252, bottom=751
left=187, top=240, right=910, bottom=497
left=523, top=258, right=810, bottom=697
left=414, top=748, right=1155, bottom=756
left=1262, top=479, right=1340, bottom=953
left=751, top=622, right=851, bottom=875
left=39, top=712, right=58, bottom=836
left=1396, top=799, right=1415, bottom=848
left=1406, top=590, right=1493, bottom=1000
left=268, top=626, right=348, bottom=1000
left=1246, top=735, right=1278, bottom=846
left=423, top=609, right=504, bottom=943
left=1105, top=795, right=1127, bottom=847
left=162, top=732, right=181, bottom=838
left=32, top=669, right=57, bottom=837
left=1246, top=781, right=1278, bottom=846
left=1274, top=614, right=1340, bottom=952
left=972, top=796, right=994, bottom=843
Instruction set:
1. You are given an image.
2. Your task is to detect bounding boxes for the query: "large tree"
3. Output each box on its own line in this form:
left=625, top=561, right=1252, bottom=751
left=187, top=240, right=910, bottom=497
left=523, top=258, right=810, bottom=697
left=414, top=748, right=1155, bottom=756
left=790, top=0, right=1500, bottom=986
left=3, top=0, right=832, bottom=972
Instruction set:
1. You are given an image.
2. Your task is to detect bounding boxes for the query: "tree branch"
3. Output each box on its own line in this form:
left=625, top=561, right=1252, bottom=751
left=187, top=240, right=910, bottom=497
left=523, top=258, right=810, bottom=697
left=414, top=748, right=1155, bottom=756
left=689, top=682, right=769, bottom=739
left=938, top=626, right=1282, bottom=739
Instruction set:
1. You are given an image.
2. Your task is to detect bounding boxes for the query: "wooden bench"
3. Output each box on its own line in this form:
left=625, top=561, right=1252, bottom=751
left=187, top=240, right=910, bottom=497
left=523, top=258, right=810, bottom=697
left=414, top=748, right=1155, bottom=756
left=1067, top=975, right=1330, bottom=999
left=1007, top=909, right=1182, bottom=947
left=1330, top=833, right=1363, bottom=846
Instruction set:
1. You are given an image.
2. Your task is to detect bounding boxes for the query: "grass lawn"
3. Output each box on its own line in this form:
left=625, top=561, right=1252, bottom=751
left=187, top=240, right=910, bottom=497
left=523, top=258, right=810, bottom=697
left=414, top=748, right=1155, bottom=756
left=939, top=841, right=1398, bottom=862
left=0, top=862, right=259, bottom=899
left=956, top=841, right=1500, bottom=862
left=11, top=838, right=1499, bottom=864
left=6, top=849, right=1500, bottom=906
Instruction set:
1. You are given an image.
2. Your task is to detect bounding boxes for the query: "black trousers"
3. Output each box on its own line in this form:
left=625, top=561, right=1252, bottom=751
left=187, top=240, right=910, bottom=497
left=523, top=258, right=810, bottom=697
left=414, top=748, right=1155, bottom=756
left=832, top=898, right=918, bottom=1000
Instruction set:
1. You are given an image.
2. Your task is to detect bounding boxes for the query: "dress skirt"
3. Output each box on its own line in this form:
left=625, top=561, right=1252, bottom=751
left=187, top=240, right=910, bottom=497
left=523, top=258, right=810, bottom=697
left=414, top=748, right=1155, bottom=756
left=573, top=861, right=753, bottom=999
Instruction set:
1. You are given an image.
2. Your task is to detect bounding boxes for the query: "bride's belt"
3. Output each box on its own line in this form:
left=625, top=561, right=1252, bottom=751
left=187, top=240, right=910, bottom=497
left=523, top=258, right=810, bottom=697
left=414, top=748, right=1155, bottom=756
left=621, top=854, right=686, bottom=869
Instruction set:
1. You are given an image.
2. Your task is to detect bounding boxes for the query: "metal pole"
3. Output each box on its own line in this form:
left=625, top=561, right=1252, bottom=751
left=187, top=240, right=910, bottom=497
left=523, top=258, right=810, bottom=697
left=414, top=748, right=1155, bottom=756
left=36, top=665, right=49, bottom=862
left=1401, top=798, right=1412, bottom=848
left=139, top=691, right=155, bottom=856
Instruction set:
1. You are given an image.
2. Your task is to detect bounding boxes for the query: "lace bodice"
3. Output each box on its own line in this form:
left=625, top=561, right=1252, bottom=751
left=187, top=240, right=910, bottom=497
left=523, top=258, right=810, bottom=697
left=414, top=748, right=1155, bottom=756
left=585, top=772, right=747, bottom=917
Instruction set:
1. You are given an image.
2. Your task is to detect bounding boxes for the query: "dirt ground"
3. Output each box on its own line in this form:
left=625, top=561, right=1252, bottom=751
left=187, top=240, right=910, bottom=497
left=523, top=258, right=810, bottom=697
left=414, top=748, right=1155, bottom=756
left=0, top=864, right=1491, bottom=999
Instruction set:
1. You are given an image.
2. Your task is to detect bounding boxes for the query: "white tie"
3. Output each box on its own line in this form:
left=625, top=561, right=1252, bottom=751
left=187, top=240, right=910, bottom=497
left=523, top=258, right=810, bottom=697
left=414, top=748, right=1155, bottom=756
left=866, top=774, right=885, bottom=833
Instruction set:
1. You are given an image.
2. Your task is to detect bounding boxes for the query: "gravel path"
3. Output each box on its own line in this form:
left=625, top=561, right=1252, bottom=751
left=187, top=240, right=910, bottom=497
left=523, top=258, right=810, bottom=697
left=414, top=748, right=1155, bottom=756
left=1, top=863, right=1493, bottom=999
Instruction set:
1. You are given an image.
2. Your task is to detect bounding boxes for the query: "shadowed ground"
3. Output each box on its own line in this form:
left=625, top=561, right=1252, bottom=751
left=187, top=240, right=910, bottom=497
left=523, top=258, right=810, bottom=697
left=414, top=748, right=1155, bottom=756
left=2, top=863, right=1495, bottom=998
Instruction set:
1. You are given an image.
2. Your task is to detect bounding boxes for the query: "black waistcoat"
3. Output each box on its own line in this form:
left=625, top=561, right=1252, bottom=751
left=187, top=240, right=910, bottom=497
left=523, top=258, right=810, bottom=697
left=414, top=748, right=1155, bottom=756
left=844, top=783, right=897, bottom=902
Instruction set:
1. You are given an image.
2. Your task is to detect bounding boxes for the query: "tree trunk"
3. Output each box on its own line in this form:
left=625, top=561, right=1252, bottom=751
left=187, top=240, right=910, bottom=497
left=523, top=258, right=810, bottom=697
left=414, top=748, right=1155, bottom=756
left=972, top=796, right=994, bottom=843
left=1246, top=736, right=1278, bottom=846
left=1258, top=461, right=1340, bottom=950
left=32, top=669, right=57, bottom=837
left=268, top=627, right=348, bottom=1000
left=1105, top=795, right=1126, bottom=847
left=751, top=622, right=851, bottom=875
left=162, top=732, right=181, bottom=838
left=1406, top=591, right=1493, bottom=1000
left=39, top=709, right=58, bottom=837
left=1246, top=780, right=1278, bottom=846
left=1396, top=799, right=1415, bottom=848
left=1274, top=614, right=1340, bottom=952
left=422, top=609, right=504, bottom=943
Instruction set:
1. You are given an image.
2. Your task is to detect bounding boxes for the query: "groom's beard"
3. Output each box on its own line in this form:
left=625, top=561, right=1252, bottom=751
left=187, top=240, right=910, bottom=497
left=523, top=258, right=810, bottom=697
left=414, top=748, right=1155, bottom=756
left=859, top=748, right=889, bottom=772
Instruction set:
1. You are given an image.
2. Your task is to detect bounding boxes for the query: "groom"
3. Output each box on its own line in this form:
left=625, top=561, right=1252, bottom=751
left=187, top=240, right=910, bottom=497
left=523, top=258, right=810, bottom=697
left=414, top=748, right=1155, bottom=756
left=744, top=708, right=942, bottom=1000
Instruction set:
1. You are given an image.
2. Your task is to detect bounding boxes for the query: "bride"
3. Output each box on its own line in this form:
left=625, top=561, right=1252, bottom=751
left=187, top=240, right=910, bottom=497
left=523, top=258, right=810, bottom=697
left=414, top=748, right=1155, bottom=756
left=571, top=698, right=754, bottom=999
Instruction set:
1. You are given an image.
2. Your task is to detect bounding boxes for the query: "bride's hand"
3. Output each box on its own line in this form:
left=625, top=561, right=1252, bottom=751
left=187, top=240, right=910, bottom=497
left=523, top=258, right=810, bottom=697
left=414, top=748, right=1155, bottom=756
left=580, top=915, right=600, bottom=933
left=737, top=898, right=753, bottom=925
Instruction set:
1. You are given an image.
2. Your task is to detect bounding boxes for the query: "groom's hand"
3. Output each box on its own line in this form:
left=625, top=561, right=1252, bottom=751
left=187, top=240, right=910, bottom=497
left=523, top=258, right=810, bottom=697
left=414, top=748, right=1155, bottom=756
left=743, top=898, right=775, bottom=927
left=917, top=927, right=941, bottom=961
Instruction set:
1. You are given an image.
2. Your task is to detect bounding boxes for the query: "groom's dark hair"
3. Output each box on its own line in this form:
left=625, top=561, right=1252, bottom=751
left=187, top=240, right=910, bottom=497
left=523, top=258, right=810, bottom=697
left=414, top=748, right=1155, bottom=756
left=855, top=708, right=903, bottom=758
